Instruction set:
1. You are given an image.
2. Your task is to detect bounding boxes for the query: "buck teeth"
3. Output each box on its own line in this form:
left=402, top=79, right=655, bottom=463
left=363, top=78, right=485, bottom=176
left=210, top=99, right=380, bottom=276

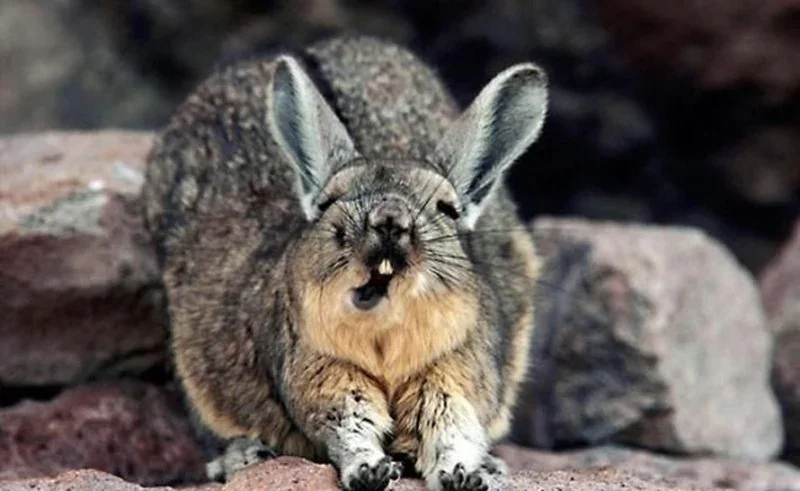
left=378, top=259, right=394, bottom=276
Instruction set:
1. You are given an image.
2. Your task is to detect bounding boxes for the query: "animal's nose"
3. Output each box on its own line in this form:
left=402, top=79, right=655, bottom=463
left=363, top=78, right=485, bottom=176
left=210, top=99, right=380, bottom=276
left=368, top=197, right=411, bottom=239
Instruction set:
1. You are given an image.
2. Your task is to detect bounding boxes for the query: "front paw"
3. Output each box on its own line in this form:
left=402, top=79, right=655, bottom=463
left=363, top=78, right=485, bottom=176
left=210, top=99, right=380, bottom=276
left=435, top=457, right=507, bottom=491
left=206, top=437, right=276, bottom=483
left=342, top=455, right=403, bottom=491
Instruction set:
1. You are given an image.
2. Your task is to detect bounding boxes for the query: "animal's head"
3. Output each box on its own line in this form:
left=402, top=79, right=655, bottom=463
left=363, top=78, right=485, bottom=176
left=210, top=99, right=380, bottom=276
left=268, top=55, right=547, bottom=330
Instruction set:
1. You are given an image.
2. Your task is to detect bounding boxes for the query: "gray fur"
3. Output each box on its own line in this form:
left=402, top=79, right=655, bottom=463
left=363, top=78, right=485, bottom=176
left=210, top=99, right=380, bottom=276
left=269, top=56, right=360, bottom=220
left=141, top=35, right=547, bottom=491
left=433, top=64, right=548, bottom=228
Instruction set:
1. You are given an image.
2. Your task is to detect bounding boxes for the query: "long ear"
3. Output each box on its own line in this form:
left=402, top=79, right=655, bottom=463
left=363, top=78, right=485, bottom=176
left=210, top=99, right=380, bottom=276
left=268, top=55, right=359, bottom=220
left=434, top=63, right=548, bottom=229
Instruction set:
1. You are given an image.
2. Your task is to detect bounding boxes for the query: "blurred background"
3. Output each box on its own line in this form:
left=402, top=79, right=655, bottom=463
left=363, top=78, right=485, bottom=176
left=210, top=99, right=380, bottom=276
left=2, top=0, right=798, bottom=276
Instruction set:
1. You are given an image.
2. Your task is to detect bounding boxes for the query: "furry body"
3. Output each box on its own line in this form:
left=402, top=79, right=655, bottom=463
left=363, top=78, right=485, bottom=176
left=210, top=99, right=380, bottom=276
left=142, top=36, right=545, bottom=491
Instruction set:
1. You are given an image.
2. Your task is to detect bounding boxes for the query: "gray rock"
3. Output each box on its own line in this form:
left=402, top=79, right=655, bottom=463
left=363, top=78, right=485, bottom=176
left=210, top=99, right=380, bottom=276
left=512, top=217, right=783, bottom=460
left=760, top=219, right=800, bottom=464
left=0, top=131, right=166, bottom=387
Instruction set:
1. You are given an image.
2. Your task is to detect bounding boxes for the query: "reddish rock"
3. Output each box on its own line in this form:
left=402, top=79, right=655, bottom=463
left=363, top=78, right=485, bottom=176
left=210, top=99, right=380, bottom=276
left=0, top=131, right=167, bottom=386
left=760, top=219, right=800, bottom=462
left=513, top=217, right=783, bottom=460
left=223, top=457, right=341, bottom=491
left=7, top=444, right=800, bottom=490
left=0, top=381, right=206, bottom=486
left=0, top=469, right=181, bottom=491
left=213, top=454, right=709, bottom=491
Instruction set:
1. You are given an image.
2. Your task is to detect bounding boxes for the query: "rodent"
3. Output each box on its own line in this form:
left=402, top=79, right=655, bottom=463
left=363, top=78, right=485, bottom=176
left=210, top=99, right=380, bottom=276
left=141, top=35, right=547, bottom=491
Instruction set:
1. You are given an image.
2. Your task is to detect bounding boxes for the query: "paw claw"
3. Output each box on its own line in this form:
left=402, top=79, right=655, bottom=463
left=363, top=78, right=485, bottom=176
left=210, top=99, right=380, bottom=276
left=437, top=461, right=501, bottom=491
left=345, top=456, right=403, bottom=491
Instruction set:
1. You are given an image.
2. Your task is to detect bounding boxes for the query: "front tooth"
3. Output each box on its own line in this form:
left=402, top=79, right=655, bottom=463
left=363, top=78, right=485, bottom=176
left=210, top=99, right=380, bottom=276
left=378, top=259, right=393, bottom=275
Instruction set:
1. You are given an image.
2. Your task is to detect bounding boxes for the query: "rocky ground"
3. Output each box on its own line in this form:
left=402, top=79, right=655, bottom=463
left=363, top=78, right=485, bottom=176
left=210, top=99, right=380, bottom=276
left=1, top=0, right=799, bottom=490
left=0, top=129, right=798, bottom=489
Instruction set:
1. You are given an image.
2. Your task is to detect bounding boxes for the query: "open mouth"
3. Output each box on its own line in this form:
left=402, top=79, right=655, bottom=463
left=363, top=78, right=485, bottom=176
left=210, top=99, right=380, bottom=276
left=352, top=259, right=395, bottom=311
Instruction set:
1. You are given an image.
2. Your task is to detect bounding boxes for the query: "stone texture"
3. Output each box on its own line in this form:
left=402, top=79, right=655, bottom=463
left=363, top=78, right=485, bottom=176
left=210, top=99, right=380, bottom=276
left=0, top=131, right=166, bottom=387
left=0, top=442, right=796, bottom=491
left=7, top=444, right=800, bottom=490
left=760, top=220, right=800, bottom=463
left=0, top=381, right=206, bottom=486
left=0, top=469, right=178, bottom=491
left=169, top=454, right=710, bottom=491
left=511, top=217, right=783, bottom=460
left=495, top=444, right=800, bottom=491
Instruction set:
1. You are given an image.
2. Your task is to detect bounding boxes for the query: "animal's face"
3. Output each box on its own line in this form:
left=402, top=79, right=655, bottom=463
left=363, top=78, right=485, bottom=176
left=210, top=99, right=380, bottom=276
left=268, top=53, right=548, bottom=323
left=298, top=160, right=470, bottom=312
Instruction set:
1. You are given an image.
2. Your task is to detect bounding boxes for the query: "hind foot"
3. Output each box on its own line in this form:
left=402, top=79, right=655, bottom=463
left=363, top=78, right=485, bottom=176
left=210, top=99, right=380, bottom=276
left=206, top=436, right=276, bottom=483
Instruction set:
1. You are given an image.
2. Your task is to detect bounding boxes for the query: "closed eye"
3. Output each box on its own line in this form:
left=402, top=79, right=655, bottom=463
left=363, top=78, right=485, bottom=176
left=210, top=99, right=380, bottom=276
left=318, top=197, right=337, bottom=213
left=436, top=200, right=460, bottom=220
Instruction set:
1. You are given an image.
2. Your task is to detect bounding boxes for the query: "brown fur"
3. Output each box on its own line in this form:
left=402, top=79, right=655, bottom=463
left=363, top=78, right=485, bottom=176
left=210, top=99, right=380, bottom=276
left=299, top=261, right=480, bottom=391
left=141, top=35, right=547, bottom=491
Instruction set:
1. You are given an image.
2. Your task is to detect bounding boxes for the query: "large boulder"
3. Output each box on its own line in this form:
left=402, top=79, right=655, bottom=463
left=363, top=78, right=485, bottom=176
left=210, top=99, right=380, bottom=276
left=0, top=131, right=166, bottom=387
left=511, top=217, right=783, bottom=460
left=760, top=219, right=800, bottom=463
left=0, top=381, right=205, bottom=485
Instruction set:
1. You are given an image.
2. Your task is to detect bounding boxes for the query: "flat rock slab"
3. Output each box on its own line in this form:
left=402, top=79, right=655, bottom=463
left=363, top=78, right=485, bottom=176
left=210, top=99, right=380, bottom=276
left=0, top=131, right=166, bottom=387
left=0, top=381, right=205, bottom=485
left=512, top=217, right=783, bottom=460
left=496, top=445, right=800, bottom=491
left=0, top=457, right=708, bottom=491
left=4, top=443, right=800, bottom=490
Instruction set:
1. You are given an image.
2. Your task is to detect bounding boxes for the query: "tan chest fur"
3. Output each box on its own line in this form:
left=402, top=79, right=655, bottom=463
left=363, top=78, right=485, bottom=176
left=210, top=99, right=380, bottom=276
left=300, top=265, right=479, bottom=394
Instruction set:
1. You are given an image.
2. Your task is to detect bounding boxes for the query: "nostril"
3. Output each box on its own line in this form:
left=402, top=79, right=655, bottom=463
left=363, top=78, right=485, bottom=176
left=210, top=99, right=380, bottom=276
left=368, top=200, right=411, bottom=237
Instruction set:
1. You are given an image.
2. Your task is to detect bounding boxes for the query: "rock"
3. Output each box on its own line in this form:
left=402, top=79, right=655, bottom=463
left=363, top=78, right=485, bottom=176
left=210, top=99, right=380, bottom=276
left=0, top=469, right=192, bottom=491
left=511, top=217, right=783, bottom=460
left=0, top=131, right=166, bottom=387
left=205, top=454, right=709, bottom=491
left=222, top=457, right=341, bottom=491
left=0, top=381, right=206, bottom=486
left=495, top=444, right=800, bottom=491
left=761, top=220, right=800, bottom=320
left=760, top=220, right=800, bottom=463
left=1, top=469, right=170, bottom=491
left=7, top=444, right=800, bottom=490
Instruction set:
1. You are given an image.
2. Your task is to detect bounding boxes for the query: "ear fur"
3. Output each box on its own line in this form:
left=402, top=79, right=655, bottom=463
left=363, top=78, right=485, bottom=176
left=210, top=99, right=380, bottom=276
left=434, top=63, right=548, bottom=229
left=268, top=55, right=359, bottom=220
